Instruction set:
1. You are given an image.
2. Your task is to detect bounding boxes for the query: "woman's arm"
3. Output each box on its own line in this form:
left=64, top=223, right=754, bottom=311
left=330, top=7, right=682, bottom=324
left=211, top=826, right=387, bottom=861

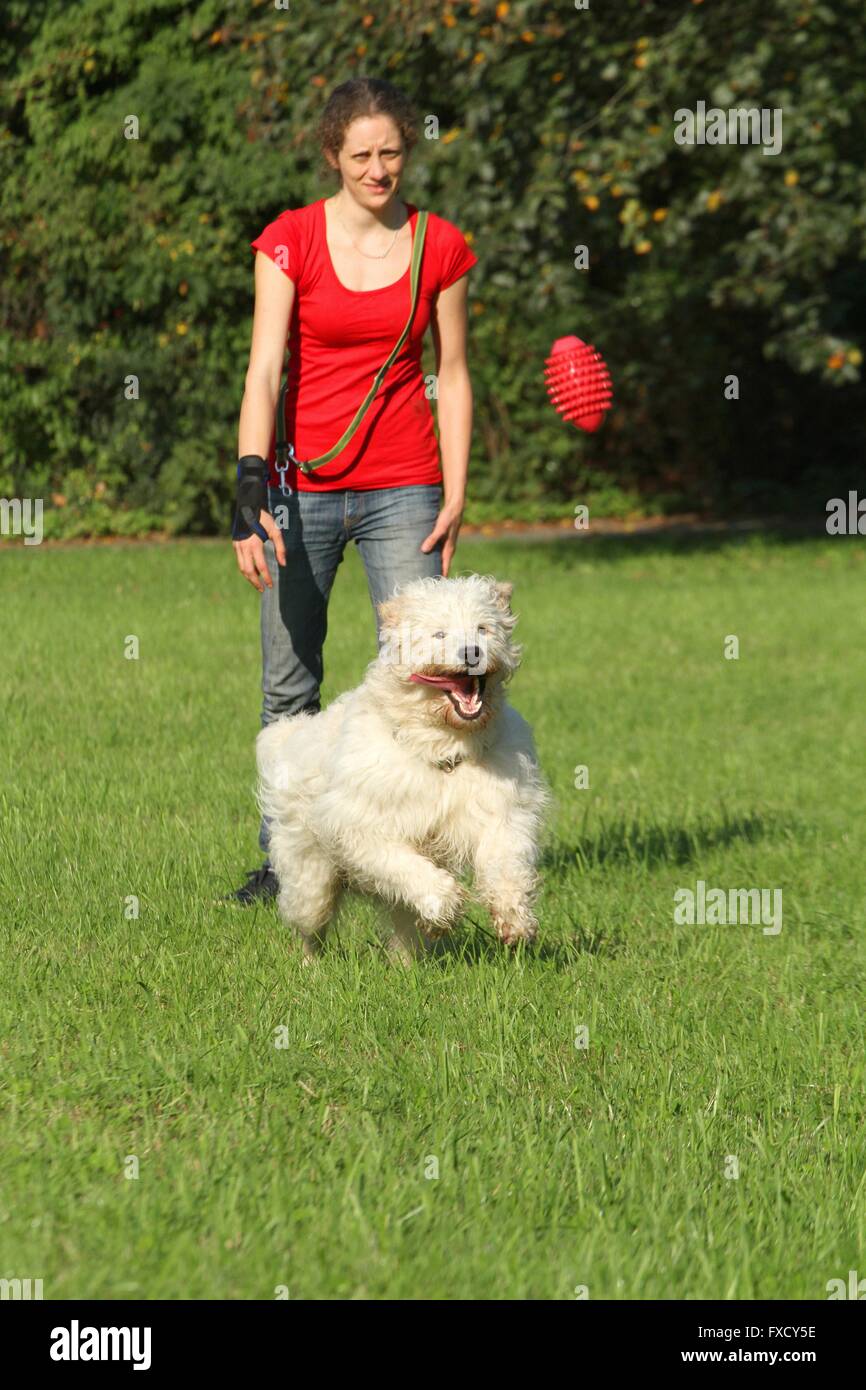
left=422, top=273, right=472, bottom=576
left=233, top=254, right=294, bottom=592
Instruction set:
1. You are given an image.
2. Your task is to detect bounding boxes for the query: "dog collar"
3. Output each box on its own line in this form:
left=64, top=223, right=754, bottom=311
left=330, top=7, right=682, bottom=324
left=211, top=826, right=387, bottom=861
left=390, top=727, right=464, bottom=773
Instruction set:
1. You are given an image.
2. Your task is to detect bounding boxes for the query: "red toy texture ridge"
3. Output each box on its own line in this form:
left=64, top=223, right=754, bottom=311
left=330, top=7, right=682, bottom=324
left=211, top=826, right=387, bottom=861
left=544, top=334, right=613, bottom=433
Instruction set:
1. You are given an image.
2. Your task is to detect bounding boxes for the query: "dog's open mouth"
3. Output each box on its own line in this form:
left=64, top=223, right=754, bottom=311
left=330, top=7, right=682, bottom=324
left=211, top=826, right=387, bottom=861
left=409, top=671, right=487, bottom=720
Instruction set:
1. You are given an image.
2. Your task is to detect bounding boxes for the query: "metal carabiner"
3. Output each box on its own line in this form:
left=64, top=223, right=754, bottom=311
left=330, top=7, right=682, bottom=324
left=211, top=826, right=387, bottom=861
left=274, top=442, right=295, bottom=496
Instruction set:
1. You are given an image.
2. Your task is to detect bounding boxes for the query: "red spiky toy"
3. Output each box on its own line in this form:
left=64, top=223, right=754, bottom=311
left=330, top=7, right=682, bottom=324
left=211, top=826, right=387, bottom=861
left=544, top=335, right=613, bottom=433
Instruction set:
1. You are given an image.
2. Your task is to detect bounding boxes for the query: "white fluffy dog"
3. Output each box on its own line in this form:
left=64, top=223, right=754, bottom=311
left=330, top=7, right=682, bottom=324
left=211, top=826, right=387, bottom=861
left=256, top=574, right=550, bottom=962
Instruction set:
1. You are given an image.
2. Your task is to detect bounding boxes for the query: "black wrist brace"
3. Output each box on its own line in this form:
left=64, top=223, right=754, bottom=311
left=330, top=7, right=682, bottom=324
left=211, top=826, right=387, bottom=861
left=232, top=455, right=269, bottom=541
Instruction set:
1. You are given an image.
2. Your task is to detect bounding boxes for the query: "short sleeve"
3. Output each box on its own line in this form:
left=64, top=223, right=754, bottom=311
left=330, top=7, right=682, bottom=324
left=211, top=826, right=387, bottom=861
left=436, top=218, right=478, bottom=292
left=250, top=212, right=302, bottom=283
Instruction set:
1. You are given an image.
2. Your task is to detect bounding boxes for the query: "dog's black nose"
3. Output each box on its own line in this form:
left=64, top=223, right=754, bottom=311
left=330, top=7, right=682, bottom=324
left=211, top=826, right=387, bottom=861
left=458, top=644, right=482, bottom=667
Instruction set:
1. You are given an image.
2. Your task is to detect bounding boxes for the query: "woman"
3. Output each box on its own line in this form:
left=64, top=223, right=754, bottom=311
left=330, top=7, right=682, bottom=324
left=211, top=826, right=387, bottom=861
left=228, top=77, right=477, bottom=903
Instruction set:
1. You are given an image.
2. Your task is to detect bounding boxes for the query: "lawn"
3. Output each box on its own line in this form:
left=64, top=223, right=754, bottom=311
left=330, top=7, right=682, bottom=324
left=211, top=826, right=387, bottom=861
left=1, top=530, right=864, bottom=1300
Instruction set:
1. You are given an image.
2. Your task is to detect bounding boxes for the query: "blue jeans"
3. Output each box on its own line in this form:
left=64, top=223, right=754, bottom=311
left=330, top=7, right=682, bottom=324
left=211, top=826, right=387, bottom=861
left=258, top=482, right=444, bottom=855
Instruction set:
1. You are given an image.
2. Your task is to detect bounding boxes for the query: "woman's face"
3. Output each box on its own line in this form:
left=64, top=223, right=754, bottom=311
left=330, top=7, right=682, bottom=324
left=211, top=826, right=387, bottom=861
left=332, top=114, right=406, bottom=210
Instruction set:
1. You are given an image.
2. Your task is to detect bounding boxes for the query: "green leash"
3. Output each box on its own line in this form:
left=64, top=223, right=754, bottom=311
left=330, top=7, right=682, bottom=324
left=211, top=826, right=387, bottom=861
left=274, top=209, right=429, bottom=481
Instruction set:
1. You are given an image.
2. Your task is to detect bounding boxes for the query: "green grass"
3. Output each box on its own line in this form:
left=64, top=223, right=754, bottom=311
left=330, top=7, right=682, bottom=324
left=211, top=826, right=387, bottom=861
left=1, top=531, right=865, bottom=1300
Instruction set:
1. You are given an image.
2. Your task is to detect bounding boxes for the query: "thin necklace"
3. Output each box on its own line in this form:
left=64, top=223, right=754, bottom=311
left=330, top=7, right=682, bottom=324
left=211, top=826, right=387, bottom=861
left=332, top=196, right=406, bottom=259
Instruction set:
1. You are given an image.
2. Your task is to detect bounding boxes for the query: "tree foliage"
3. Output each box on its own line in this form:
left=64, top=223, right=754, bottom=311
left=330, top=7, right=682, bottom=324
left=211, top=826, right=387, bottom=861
left=1, top=0, right=864, bottom=537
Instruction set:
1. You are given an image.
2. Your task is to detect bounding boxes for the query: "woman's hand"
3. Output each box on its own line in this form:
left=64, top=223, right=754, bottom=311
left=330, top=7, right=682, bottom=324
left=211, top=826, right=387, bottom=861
left=233, top=511, right=287, bottom=593
left=420, top=502, right=463, bottom=577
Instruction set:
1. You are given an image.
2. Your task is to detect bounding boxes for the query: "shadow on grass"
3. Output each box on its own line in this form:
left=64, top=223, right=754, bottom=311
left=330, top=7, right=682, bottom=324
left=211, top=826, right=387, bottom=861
left=542, top=807, right=802, bottom=876
left=427, top=805, right=802, bottom=967
left=425, top=913, right=622, bottom=968
left=243, top=805, right=798, bottom=966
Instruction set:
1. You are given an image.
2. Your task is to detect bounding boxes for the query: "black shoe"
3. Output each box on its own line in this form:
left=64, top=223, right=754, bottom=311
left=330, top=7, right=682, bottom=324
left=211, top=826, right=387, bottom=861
left=221, top=863, right=279, bottom=905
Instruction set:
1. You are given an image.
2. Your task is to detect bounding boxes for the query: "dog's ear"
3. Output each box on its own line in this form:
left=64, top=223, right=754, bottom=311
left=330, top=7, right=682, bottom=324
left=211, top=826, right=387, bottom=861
left=492, top=580, right=514, bottom=612
left=377, top=595, right=402, bottom=630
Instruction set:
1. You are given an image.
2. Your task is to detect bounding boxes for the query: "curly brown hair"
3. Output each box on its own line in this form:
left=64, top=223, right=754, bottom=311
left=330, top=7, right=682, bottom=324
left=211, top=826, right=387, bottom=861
left=317, top=77, right=419, bottom=174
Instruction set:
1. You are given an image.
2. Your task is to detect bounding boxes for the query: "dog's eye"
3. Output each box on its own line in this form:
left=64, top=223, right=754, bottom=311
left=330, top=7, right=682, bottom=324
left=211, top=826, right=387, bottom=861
left=432, top=630, right=446, bottom=640
left=477, top=626, right=488, bottom=635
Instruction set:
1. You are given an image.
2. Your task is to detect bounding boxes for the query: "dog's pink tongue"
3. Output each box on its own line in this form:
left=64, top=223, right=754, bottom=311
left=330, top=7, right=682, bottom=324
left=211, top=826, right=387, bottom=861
left=410, top=673, right=475, bottom=695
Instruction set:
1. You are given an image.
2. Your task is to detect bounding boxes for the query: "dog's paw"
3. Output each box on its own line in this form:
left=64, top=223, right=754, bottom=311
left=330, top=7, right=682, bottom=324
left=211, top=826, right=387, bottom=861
left=416, top=874, right=463, bottom=928
left=493, top=913, right=538, bottom=948
left=298, top=929, right=326, bottom=964
left=419, top=919, right=452, bottom=942
left=386, top=933, right=420, bottom=966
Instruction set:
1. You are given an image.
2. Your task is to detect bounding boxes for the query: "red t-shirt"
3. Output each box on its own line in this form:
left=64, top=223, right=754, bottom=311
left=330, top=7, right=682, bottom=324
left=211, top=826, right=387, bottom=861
left=249, top=198, right=478, bottom=491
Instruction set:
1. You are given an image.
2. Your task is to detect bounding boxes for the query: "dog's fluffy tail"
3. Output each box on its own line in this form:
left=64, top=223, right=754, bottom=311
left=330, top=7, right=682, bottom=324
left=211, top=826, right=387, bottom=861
left=255, top=711, right=320, bottom=822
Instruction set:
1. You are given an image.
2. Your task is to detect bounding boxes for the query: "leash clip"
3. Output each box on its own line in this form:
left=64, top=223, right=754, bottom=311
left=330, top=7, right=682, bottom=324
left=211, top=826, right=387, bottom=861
left=274, top=441, right=295, bottom=496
